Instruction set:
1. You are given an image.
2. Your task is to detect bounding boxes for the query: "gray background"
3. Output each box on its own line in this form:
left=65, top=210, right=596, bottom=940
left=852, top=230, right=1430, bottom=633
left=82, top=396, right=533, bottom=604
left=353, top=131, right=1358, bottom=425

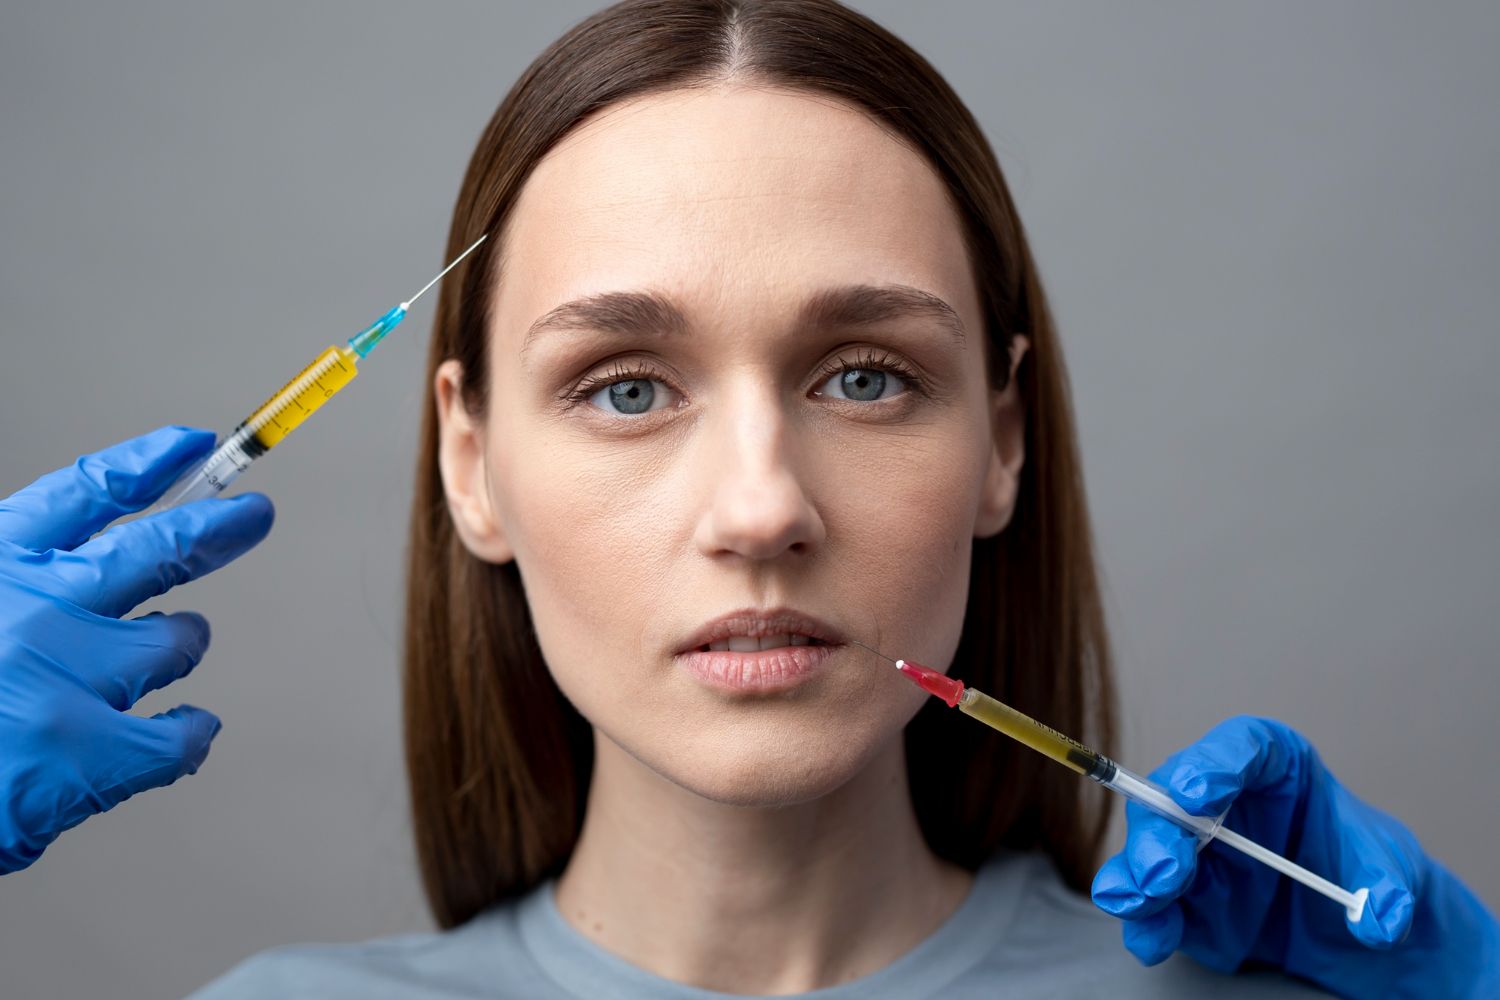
left=1, top=2, right=1496, bottom=997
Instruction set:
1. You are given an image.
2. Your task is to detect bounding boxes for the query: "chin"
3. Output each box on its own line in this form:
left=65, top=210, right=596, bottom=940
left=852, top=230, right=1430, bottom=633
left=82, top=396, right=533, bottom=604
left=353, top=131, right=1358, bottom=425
left=649, top=716, right=892, bottom=807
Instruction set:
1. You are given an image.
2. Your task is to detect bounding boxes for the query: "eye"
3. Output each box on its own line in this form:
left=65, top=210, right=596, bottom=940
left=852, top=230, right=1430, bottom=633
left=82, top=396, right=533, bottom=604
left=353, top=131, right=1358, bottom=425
left=563, top=360, right=679, bottom=417
left=561, top=349, right=923, bottom=419
left=814, top=349, right=920, bottom=403
left=586, top=376, right=674, bottom=415
left=818, top=367, right=906, bottom=402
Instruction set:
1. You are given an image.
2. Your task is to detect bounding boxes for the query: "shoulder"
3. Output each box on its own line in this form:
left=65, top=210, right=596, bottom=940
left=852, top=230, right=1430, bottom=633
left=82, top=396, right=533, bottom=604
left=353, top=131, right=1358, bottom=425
left=183, top=900, right=556, bottom=1000
left=944, top=852, right=1330, bottom=998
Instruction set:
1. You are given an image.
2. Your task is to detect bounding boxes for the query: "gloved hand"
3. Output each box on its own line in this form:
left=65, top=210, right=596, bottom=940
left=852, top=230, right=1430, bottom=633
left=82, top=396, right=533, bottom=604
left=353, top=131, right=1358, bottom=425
left=0, top=426, right=274, bottom=875
left=1091, top=715, right=1499, bottom=998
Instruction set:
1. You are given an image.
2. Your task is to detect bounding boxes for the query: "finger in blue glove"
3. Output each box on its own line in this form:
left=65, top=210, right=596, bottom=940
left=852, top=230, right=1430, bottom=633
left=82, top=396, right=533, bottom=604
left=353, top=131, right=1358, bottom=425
left=0, top=425, right=274, bottom=875
left=1090, top=715, right=1500, bottom=997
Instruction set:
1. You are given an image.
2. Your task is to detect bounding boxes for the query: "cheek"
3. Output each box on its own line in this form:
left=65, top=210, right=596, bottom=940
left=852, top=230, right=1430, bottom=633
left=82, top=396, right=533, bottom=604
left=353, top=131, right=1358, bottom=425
left=499, top=449, right=680, bottom=662
left=824, top=423, right=988, bottom=622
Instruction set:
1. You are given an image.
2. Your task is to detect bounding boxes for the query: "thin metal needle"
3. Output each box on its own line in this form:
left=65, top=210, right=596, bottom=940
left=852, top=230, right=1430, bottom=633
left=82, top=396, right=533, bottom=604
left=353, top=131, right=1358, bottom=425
left=401, top=233, right=488, bottom=309
left=845, top=637, right=900, bottom=666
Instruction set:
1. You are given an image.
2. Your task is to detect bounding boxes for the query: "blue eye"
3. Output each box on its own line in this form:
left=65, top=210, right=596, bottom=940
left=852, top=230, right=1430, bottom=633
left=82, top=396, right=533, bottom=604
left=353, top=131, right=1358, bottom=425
left=819, top=367, right=907, bottom=402
left=587, top=377, right=673, bottom=415
left=568, top=352, right=920, bottom=418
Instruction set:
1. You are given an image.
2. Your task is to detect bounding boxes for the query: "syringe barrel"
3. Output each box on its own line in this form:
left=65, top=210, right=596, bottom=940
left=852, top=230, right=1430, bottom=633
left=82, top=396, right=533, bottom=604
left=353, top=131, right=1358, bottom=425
left=242, top=343, right=360, bottom=449
left=1099, top=763, right=1225, bottom=843
left=139, top=427, right=263, bottom=517
left=138, top=343, right=361, bottom=518
left=956, top=686, right=1109, bottom=777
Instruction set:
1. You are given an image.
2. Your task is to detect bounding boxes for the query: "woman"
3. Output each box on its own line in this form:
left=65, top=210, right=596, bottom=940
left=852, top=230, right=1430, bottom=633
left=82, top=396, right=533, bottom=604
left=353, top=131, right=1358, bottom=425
left=1, top=1, right=1492, bottom=996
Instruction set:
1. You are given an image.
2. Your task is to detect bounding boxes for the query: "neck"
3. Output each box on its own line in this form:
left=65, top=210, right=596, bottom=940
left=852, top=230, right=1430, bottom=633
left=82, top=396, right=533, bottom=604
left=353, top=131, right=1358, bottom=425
left=553, top=732, right=974, bottom=994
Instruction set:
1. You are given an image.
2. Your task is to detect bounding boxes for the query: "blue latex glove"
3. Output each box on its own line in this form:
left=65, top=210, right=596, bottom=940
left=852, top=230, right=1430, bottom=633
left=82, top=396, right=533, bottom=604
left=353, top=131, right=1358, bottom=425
left=0, top=426, right=274, bottom=874
left=1091, top=716, right=1499, bottom=998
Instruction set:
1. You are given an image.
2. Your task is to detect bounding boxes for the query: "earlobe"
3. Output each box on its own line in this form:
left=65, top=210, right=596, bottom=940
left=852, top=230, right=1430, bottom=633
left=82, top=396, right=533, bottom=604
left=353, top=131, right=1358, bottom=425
left=974, top=335, right=1029, bottom=539
left=434, top=360, right=515, bottom=564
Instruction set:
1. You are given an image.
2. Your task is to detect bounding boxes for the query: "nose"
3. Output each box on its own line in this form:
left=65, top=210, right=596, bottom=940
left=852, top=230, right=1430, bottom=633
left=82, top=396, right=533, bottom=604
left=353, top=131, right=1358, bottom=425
left=692, top=386, right=825, bottom=562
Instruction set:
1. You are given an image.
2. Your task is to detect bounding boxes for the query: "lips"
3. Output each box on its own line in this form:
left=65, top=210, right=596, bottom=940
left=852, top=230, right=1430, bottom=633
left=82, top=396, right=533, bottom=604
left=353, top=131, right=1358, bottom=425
left=674, top=608, right=848, bottom=692
left=678, top=643, right=839, bottom=691
left=675, top=608, right=847, bottom=655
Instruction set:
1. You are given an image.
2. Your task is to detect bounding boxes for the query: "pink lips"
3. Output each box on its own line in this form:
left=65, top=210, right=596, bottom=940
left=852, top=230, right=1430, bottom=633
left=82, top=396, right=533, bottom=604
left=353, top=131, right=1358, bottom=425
left=677, top=643, right=840, bottom=691
left=674, top=607, right=846, bottom=692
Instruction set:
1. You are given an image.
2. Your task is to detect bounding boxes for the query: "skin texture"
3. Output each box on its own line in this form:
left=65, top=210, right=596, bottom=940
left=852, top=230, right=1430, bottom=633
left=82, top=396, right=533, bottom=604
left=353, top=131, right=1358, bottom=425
left=435, top=84, right=1028, bottom=993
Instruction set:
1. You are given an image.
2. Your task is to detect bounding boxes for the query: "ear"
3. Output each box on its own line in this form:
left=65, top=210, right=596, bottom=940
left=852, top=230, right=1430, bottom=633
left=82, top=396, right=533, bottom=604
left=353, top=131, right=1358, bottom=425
left=434, top=359, right=515, bottom=563
left=974, top=334, right=1030, bottom=539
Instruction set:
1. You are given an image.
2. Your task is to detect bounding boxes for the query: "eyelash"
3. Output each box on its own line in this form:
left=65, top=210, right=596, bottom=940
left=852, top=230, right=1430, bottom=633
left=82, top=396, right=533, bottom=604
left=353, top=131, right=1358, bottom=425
left=558, top=348, right=925, bottom=410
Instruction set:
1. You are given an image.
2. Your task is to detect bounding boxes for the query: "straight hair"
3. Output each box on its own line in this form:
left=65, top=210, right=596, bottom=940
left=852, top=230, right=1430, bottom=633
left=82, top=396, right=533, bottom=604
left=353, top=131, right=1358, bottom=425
left=405, top=0, right=1116, bottom=929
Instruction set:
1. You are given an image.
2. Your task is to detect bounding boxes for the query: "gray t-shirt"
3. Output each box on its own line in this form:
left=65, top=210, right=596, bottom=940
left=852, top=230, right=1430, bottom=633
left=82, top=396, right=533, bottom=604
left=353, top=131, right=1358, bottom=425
left=187, top=851, right=1328, bottom=998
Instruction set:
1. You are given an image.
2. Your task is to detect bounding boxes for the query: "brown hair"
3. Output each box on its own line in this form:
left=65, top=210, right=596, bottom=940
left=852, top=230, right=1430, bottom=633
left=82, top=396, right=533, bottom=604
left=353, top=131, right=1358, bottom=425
left=405, top=0, right=1116, bottom=930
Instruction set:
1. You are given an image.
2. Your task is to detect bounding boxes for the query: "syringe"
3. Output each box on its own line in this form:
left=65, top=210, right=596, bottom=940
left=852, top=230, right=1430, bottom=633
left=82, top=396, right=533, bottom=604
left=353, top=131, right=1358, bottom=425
left=140, top=234, right=487, bottom=517
left=855, top=641, right=1370, bottom=923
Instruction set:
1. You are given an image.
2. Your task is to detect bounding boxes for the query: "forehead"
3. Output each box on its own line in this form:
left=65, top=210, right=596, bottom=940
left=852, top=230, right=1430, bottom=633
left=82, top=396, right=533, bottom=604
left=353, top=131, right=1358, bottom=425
left=494, top=86, right=976, bottom=342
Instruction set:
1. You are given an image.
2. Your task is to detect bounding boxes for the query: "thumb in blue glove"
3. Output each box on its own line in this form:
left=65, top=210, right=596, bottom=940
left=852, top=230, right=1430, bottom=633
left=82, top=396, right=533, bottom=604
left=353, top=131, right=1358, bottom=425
left=0, top=426, right=274, bottom=874
left=1090, top=716, right=1499, bottom=998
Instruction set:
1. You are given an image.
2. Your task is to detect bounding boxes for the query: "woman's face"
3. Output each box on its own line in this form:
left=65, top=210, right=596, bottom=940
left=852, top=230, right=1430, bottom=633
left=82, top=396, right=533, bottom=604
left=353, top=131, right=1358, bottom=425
left=438, top=85, right=1026, bottom=806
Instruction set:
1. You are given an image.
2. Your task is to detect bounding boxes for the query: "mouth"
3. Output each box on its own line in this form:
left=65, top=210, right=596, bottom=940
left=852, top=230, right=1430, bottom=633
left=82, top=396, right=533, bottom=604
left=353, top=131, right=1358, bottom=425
left=675, top=608, right=846, bottom=692
left=676, top=608, right=846, bottom=655
left=694, top=634, right=834, bottom=652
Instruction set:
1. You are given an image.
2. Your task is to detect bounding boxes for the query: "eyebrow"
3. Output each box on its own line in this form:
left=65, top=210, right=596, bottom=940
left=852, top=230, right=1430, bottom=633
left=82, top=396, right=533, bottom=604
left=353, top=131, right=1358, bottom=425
left=519, top=283, right=967, bottom=360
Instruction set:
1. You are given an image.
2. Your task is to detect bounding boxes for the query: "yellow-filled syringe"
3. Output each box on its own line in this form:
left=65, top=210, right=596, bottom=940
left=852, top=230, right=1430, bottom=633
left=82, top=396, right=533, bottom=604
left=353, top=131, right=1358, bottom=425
left=141, top=234, right=486, bottom=517
left=847, top=639, right=1373, bottom=924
